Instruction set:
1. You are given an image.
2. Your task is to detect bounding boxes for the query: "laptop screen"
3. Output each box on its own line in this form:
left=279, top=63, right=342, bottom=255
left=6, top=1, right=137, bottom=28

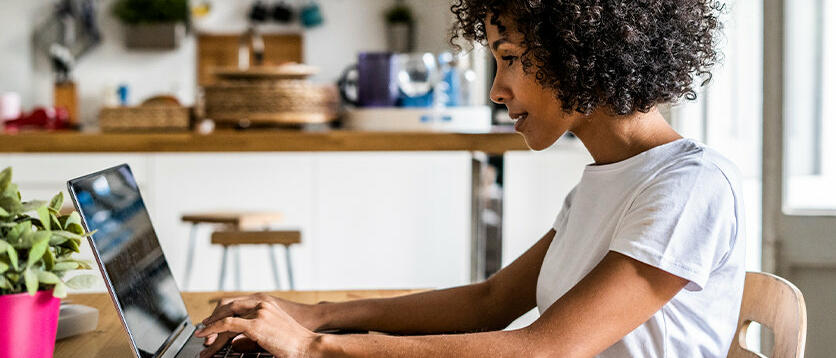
left=69, top=165, right=189, bottom=358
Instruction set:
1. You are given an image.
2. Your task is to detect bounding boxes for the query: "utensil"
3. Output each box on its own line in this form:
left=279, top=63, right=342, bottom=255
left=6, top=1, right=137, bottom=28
left=338, top=52, right=399, bottom=107
left=396, top=53, right=440, bottom=107
left=273, top=1, right=294, bottom=23
left=300, top=0, right=323, bottom=28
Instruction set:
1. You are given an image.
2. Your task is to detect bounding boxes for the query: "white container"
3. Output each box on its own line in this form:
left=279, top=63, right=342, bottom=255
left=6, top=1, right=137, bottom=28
left=343, top=106, right=492, bottom=133
left=0, top=92, right=22, bottom=121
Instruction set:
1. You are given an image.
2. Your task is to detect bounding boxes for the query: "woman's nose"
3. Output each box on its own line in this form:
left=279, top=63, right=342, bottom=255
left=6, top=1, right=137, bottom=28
left=489, top=80, right=511, bottom=105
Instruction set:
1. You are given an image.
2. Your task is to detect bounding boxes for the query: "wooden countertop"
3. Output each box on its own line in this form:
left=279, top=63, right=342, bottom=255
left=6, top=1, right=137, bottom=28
left=55, top=289, right=424, bottom=357
left=0, top=130, right=527, bottom=154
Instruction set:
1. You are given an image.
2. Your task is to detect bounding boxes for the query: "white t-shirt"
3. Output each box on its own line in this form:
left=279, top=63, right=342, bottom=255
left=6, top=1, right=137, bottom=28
left=536, top=138, right=745, bottom=357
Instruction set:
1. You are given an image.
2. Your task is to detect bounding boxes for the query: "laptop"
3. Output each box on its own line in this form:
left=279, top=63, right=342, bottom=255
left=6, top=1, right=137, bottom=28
left=68, top=164, right=274, bottom=358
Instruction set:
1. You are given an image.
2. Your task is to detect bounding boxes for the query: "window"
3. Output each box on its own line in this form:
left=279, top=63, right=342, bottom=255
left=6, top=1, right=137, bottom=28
left=785, top=0, right=836, bottom=211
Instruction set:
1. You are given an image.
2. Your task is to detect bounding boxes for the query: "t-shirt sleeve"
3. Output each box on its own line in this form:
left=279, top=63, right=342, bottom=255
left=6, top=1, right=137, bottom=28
left=608, top=158, right=739, bottom=291
left=552, top=185, right=577, bottom=231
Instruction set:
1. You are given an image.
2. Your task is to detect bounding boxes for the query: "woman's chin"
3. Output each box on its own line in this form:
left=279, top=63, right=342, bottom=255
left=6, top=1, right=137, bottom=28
left=521, top=132, right=561, bottom=151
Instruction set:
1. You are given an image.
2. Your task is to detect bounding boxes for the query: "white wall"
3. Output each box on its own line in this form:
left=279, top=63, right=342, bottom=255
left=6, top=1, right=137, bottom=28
left=0, top=0, right=456, bottom=125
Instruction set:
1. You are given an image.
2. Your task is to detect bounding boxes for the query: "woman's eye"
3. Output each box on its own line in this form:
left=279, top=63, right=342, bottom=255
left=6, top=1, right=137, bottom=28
left=501, top=55, right=517, bottom=66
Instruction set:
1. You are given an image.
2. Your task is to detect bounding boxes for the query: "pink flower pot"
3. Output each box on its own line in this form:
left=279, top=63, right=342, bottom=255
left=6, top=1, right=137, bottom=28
left=0, top=290, right=61, bottom=358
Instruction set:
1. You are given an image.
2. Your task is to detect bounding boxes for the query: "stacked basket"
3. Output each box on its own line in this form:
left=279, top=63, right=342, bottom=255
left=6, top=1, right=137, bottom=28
left=203, top=64, right=338, bottom=127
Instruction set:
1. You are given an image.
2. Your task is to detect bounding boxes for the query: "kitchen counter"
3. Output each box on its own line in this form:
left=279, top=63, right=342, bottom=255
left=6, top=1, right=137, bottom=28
left=0, top=130, right=527, bottom=154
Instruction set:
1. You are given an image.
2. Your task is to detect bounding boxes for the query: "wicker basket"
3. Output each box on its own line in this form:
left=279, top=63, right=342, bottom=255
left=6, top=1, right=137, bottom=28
left=203, top=77, right=338, bottom=126
left=99, top=105, right=191, bottom=132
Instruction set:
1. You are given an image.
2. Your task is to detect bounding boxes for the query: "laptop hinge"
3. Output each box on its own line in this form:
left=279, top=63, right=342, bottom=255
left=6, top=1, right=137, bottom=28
left=159, top=321, right=193, bottom=358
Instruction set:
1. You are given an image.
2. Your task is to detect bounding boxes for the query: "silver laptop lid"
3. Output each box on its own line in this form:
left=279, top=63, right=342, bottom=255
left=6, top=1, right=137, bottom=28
left=68, top=164, right=189, bottom=358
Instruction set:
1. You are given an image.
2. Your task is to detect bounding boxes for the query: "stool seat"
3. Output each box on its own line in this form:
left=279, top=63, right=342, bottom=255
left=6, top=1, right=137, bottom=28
left=179, top=211, right=296, bottom=291
left=211, top=230, right=301, bottom=246
left=181, top=212, right=284, bottom=229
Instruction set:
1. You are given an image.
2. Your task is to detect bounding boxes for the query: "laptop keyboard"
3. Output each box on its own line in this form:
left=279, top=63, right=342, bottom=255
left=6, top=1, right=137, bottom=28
left=210, top=344, right=275, bottom=358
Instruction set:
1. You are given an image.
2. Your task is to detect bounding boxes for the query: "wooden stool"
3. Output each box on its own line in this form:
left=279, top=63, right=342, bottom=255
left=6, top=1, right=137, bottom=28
left=180, top=212, right=284, bottom=290
left=212, top=230, right=301, bottom=291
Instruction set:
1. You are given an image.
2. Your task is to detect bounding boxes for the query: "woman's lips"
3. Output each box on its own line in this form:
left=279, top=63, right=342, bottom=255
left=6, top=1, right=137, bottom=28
left=513, top=113, right=528, bottom=132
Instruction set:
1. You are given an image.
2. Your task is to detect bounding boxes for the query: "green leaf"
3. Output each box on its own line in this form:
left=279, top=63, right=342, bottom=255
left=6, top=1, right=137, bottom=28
left=0, top=196, right=20, bottom=212
left=66, top=237, right=81, bottom=253
left=52, top=230, right=84, bottom=241
left=49, top=234, right=68, bottom=246
left=43, top=248, right=55, bottom=270
left=20, top=200, right=45, bottom=212
left=50, top=214, right=62, bottom=232
left=0, top=206, right=8, bottom=217
left=13, top=230, right=34, bottom=249
left=6, top=244, right=18, bottom=270
left=0, top=275, right=10, bottom=290
left=52, top=281, right=67, bottom=298
left=53, top=262, right=79, bottom=271
left=7, top=221, right=29, bottom=243
left=23, top=267, right=38, bottom=295
left=5, top=271, right=20, bottom=284
left=0, top=240, right=8, bottom=252
left=63, top=212, right=84, bottom=234
left=0, top=261, right=8, bottom=274
left=76, top=259, right=92, bottom=270
left=36, top=270, right=61, bottom=284
left=37, top=206, right=50, bottom=231
left=49, top=192, right=64, bottom=212
left=65, top=274, right=97, bottom=289
left=0, top=167, right=11, bottom=193
left=26, top=231, right=50, bottom=268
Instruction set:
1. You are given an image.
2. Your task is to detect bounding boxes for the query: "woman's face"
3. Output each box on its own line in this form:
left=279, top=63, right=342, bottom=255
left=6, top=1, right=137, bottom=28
left=486, top=17, right=579, bottom=150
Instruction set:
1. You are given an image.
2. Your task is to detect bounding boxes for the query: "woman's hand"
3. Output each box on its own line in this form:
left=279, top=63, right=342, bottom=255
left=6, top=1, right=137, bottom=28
left=195, top=299, right=321, bottom=358
left=200, top=293, right=325, bottom=347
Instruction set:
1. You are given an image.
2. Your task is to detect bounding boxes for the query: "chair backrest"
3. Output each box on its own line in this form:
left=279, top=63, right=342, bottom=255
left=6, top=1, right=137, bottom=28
left=728, top=272, right=807, bottom=358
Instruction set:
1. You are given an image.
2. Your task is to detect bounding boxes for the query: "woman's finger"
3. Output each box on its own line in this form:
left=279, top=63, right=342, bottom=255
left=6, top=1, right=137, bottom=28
left=198, top=331, right=236, bottom=358
left=230, top=334, right=261, bottom=352
left=196, top=316, right=251, bottom=338
left=202, top=298, right=260, bottom=326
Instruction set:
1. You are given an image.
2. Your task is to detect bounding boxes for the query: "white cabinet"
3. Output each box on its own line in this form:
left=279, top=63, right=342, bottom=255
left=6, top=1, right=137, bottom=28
left=1, top=146, right=587, bottom=294
left=312, top=152, right=471, bottom=290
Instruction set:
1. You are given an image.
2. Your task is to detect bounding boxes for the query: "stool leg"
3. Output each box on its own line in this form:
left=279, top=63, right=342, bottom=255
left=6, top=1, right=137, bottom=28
left=219, top=246, right=229, bottom=291
left=284, top=245, right=295, bottom=290
left=182, top=224, right=198, bottom=290
left=268, top=244, right=282, bottom=290
left=233, top=246, right=242, bottom=291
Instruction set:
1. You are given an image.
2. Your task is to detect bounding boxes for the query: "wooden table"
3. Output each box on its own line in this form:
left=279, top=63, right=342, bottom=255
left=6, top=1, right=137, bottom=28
left=1, top=130, right=527, bottom=281
left=55, top=289, right=424, bottom=357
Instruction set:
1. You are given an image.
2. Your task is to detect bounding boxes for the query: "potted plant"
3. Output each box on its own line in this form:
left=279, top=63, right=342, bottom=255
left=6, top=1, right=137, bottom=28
left=112, top=0, right=190, bottom=49
left=384, top=0, right=415, bottom=53
left=0, top=167, right=97, bottom=357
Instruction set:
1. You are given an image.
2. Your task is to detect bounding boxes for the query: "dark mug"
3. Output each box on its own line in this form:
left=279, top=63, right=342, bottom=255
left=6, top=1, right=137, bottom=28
left=338, top=52, right=399, bottom=108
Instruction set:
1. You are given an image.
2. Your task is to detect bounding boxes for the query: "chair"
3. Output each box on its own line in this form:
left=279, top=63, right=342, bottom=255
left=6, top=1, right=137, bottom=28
left=180, top=212, right=289, bottom=290
left=727, top=272, right=807, bottom=358
left=212, top=230, right=301, bottom=291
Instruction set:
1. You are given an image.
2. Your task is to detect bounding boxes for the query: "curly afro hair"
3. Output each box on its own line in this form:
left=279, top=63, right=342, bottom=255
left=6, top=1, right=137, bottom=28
left=450, top=0, right=724, bottom=115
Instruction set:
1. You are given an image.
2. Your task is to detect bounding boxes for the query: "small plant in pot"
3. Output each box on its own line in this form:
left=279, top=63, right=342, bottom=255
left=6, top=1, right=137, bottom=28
left=0, top=167, right=97, bottom=357
left=112, top=0, right=190, bottom=49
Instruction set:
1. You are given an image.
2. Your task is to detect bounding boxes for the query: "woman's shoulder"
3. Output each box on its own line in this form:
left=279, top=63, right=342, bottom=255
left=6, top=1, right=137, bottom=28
left=652, top=139, right=743, bottom=192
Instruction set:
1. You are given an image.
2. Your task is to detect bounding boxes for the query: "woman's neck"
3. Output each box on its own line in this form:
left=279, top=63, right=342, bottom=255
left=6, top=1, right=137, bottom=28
left=570, top=107, right=683, bottom=165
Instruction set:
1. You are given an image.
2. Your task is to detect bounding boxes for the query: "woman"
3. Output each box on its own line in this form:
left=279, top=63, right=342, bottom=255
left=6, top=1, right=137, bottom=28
left=196, top=0, right=745, bottom=357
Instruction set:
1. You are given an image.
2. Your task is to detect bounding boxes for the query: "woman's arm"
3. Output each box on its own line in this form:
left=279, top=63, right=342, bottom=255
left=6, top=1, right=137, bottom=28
left=200, top=229, right=556, bottom=351
left=304, top=251, right=689, bottom=357
left=310, top=229, right=556, bottom=334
